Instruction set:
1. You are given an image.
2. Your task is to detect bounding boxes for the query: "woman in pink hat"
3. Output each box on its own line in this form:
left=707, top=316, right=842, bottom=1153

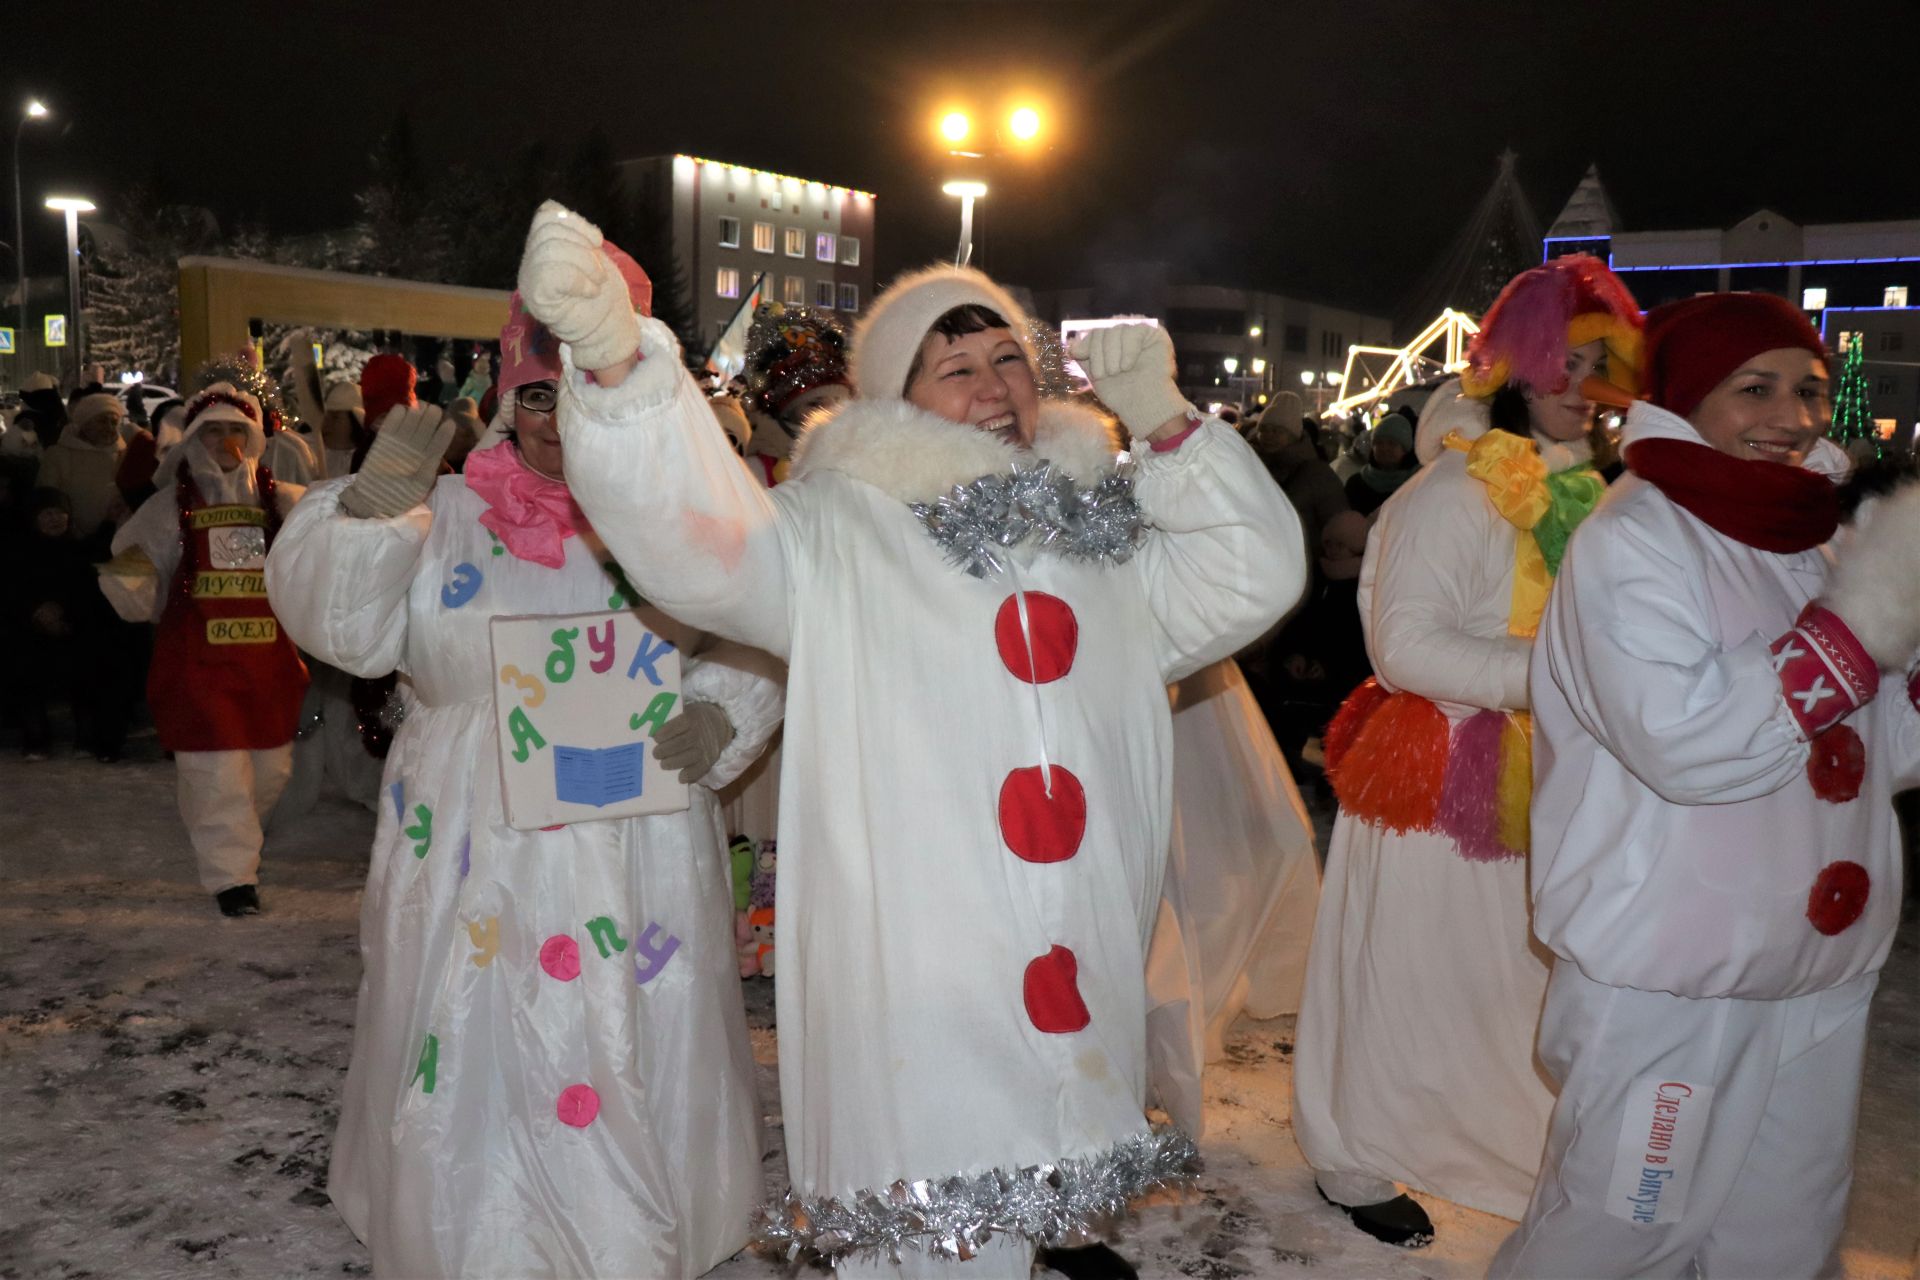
left=266, top=246, right=784, bottom=1278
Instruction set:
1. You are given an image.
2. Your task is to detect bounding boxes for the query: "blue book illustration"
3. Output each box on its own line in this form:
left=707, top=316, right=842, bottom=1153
left=553, top=742, right=648, bottom=808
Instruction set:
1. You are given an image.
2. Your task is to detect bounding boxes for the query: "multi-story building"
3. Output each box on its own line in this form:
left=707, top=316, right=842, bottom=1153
left=1544, top=167, right=1919, bottom=447
left=617, top=154, right=876, bottom=355
left=1026, top=262, right=1393, bottom=412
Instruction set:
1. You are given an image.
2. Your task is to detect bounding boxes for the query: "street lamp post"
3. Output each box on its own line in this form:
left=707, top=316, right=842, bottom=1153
left=12, top=99, right=49, bottom=382
left=942, top=181, right=987, bottom=267
left=45, top=196, right=94, bottom=386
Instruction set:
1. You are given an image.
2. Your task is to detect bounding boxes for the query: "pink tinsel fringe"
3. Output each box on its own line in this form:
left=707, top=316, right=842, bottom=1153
left=1437, top=710, right=1514, bottom=862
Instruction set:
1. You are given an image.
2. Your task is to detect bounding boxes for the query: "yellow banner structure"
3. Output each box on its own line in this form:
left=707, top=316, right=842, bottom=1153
left=176, top=257, right=510, bottom=380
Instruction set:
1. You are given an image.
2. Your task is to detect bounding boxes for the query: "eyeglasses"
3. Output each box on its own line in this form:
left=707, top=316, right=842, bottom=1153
left=514, top=383, right=559, bottom=413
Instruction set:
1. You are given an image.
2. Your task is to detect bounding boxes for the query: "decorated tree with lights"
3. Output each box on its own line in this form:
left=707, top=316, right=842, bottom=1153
left=1828, top=330, right=1875, bottom=449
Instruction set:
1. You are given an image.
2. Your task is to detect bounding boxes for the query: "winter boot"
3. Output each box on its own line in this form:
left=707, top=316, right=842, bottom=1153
left=1037, top=1243, right=1139, bottom=1279
left=216, top=885, right=261, bottom=917
left=1318, top=1188, right=1434, bottom=1248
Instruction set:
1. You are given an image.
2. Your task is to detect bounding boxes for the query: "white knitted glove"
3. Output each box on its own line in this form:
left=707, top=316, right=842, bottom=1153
left=651, top=701, right=735, bottom=784
left=1068, top=323, right=1192, bottom=440
left=1823, top=479, right=1920, bottom=670
left=517, top=200, right=642, bottom=373
left=338, top=404, right=453, bottom=519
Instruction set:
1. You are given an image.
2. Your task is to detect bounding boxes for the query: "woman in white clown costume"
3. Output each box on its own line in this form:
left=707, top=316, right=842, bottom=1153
left=264, top=242, right=784, bottom=1279
left=1492, top=294, right=1920, bottom=1279
left=513, top=201, right=1303, bottom=1276
left=1291, top=255, right=1643, bottom=1246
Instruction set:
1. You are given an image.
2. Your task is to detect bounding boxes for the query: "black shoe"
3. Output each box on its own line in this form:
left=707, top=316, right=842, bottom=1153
left=216, top=885, right=261, bottom=917
left=1038, top=1243, right=1138, bottom=1280
left=1318, top=1189, right=1433, bottom=1248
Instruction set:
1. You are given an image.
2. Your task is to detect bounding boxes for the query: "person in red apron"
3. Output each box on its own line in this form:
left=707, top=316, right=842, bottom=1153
left=112, top=382, right=309, bottom=915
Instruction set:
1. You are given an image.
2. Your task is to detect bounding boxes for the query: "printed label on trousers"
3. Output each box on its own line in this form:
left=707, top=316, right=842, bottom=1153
left=1607, top=1074, right=1714, bottom=1225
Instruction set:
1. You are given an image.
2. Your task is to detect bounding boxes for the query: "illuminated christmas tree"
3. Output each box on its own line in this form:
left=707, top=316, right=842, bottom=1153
left=1828, top=330, right=1875, bottom=451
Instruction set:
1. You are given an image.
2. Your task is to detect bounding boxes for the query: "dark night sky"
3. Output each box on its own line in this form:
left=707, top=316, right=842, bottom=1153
left=9, top=0, right=1917, bottom=314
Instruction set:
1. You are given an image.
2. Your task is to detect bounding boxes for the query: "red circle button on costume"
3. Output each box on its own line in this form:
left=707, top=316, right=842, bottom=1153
left=999, top=765, right=1087, bottom=864
left=994, top=592, right=1078, bottom=684
left=1023, top=945, right=1091, bottom=1033
left=1806, top=724, right=1865, bottom=804
left=1805, top=860, right=1870, bottom=936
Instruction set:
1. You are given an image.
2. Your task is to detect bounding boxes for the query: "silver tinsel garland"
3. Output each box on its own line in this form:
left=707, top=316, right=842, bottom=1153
left=759, top=1127, right=1200, bottom=1264
left=909, top=461, right=1145, bottom=579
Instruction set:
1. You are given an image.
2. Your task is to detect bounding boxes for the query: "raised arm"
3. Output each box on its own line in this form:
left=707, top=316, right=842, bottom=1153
left=518, top=202, right=791, bottom=656
left=265, top=478, right=431, bottom=678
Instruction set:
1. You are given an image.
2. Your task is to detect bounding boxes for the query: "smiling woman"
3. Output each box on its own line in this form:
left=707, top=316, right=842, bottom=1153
left=518, top=199, right=1306, bottom=1276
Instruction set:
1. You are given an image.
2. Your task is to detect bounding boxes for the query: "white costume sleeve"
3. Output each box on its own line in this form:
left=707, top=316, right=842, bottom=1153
left=1131, top=421, right=1306, bottom=684
left=265, top=476, right=431, bottom=678
left=558, top=317, right=791, bottom=658
left=681, top=640, right=786, bottom=791
left=1364, top=467, right=1533, bottom=711
left=1542, top=516, right=1810, bottom=805
left=112, top=486, right=186, bottom=596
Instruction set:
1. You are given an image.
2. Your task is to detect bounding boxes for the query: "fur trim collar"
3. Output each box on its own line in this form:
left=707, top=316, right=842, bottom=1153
left=790, top=398, right=1120, bottom=503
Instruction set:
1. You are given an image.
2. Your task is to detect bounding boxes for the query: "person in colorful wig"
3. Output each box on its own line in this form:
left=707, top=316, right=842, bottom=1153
left=1290, top=254, right=1643, bottom=1246
left=1490, top=293, right=1920, bottom=1278
left=740, top=300, right=852, bottom=487
left=110, top=382, right=310, bottom=915
left=265, top=241, right=784, bottom=1278
left=512, top=200, right=1302, bottom=1277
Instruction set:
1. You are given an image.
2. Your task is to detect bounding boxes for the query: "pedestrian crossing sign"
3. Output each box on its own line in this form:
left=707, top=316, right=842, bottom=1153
left=0, top=327, right=13, bottom=354
left=44, top=315, right=67, bottom=348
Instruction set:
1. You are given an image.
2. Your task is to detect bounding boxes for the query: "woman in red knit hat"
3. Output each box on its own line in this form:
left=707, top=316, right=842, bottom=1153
left=1493, top=293, right=1920, bottom=1277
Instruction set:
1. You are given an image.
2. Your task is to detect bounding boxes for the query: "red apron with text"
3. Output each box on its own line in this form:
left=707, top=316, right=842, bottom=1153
left=148, top=467, right=309, bottom=752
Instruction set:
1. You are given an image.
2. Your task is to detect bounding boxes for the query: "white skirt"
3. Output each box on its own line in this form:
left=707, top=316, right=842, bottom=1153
left=1291, top=813, right=1554, bottom=1219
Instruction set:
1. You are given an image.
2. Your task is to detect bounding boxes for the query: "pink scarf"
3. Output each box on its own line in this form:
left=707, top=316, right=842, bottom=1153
left=465, top=442, right=585, bottom=568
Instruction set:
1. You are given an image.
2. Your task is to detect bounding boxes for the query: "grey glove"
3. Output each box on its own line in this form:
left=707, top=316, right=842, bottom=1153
left=651, top=700, right=735, bottom=784
left=339, top=403, right=454, bottom=519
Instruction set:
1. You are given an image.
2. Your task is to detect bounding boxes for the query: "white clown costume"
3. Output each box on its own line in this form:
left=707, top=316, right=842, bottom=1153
left=518, top=219, right=1304, bottom=1268
left=1492, top=293, right=1920, bottom=1279
left=266, top=439, right=783, bottom=1276
left=1145, top=658, right=1321, bottom=1137
left=1293, top=256, right=1643, bottom=1228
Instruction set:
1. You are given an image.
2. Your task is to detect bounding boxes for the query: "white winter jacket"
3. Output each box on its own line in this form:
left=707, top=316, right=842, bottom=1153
left=1531, top=402, right=1920, bottom=1000
left=555, top=316, right=1303, bottom=1223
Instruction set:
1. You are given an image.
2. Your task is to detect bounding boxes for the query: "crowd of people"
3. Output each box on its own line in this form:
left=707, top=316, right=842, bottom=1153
left=2, top=203, right=1916, bottom=1280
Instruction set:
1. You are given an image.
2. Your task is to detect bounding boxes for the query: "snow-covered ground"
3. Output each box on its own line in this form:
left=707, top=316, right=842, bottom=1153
left=3, top=746, right=1915, bottom=1280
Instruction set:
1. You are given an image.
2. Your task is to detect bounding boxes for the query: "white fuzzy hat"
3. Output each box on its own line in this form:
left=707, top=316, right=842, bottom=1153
left=851, top=264, right=1033, bottom=401
left=323, top=379, right=364, bottom=415
left=171, top=381, right=266, bottom=467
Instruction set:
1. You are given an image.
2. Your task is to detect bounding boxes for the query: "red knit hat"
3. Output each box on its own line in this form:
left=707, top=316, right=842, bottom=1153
left=1641, top=292, right=1828, bottom=420
left=360, top=354, right=418, bottom=430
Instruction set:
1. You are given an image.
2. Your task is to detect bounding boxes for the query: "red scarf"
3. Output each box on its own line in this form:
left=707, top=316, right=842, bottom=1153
left=1623, top=438, right=1838, bottom=553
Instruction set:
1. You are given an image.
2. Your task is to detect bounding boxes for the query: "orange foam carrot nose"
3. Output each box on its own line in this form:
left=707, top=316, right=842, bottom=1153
left=1580, top=374, right=1635, bottom=409
left=219, top=435, right=246, bottom=463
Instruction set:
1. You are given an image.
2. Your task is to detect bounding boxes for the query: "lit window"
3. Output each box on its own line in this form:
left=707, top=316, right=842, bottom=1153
left=784, top=227, right=805, bottom=257
left=1886, top=286, right=1909, bottom=308
left=716, top=267, right=740, bottom=299
left=838, top=282, right=859, bottom=311
left=782, top=275, right=805, bottom=306
left=1801, top=286, right=1827, bottom=310
left=839, top=236, right=861, bottom=266
left=815, top=280, right=836, bottom=308
left=752, top=222, right=775, bottom=253
left=816, top=232, right=836, bottom=262
left=718, top=216, right=740, bottom=248
left=1838, top=331, right=1859, bottom=352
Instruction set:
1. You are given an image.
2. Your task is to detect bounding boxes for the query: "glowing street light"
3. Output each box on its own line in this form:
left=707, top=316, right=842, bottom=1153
left=45, top=195, right=95, bottom=380
left=939, top=112, right=971, bottom=144
left=1251, top=358, right=1267, bottom=376
left=1222, top=356, right=1238, bottom=375
left=1300, top=369, right=1315, bottom=386
left=1009, top=106, right=1041, bottom=142
left=1248, top=325, right=1262, bottom=338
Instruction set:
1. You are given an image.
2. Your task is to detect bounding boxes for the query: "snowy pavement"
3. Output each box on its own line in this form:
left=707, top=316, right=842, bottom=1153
left=3, top=748, right=1915, bottom=1279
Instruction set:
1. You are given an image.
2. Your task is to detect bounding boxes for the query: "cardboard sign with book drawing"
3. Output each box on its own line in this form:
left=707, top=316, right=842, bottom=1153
left=490, top=610, right=688, bottom=829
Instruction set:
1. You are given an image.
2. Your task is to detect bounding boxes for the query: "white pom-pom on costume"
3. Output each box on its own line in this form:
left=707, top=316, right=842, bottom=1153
left=1825, top=479, right=1920, bottom=671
